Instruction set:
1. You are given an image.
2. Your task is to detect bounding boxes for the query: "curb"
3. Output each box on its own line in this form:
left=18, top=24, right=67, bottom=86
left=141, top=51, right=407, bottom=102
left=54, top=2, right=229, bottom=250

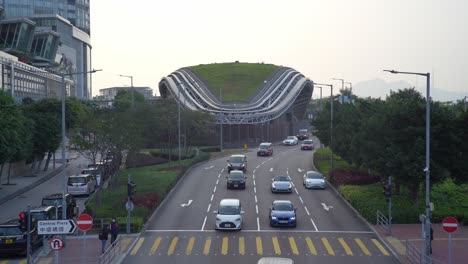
left=0, top=166, right=64, bottom=206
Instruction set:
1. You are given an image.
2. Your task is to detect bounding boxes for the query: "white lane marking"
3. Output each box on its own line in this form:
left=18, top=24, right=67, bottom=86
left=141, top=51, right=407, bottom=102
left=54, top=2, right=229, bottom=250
left=299, top=196, right=304, bottom=204
left=297, top=168, right=304, bottom=172
left=304, top=206, right=310, bottom=216
left=205, top=165, right=214, bottom=170
left=181, top=200, right=193, bottom=207
left=255, top=195, right=258, bottom=203
left=294, top=188, right=299, bottom=194
left=256, top=205, right=259, bottom=214
left=216, top=179, right=219, bottom=185
left=253, top=174, right=255, bottom=180
left=207, top=204, right=211, bottom=213
left=310, top=218, right=318, bottom=231
left=221, top=168, right=224, bottom=173
left=210, top=194, right=214, bottom=201
left=253, top=169, right=256, bottom=174
left=253, top=180, right=256, bottom=186
left=218, top=173, right=221, bottom=178
left=256, top=165, right=260, bottom=169
left=257, top=217, right=260, bottom=231
left=269, top=168, right=274, bottom=172
left=321, top=203, right=334, bottom=211
left=201, top=216, right=207, bottom=231
left=254, top=187, right=257, bottom=193
left=213, top=186, right=216, bottom=192
left=262, top=161, right=267, bottom=165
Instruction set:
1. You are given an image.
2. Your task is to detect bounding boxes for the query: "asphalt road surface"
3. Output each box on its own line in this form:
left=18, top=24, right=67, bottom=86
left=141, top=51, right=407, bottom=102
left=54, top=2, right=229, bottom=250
left=122, top=142, right=399, bottom=264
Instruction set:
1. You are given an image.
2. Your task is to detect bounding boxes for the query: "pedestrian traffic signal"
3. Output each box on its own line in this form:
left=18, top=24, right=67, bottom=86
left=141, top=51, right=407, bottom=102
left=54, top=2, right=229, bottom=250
left=383, top=183, right=392, bottom=198
left=127, top=181, right=136, bottom=197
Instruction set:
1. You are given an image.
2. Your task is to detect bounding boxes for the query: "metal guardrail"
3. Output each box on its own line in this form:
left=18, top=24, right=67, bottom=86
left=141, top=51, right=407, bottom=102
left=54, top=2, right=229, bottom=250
left=377, top=210, right=390, bottom=235
left=406, top=240, right=445, bottom=264
left=99, top=236, right=123, bottom=264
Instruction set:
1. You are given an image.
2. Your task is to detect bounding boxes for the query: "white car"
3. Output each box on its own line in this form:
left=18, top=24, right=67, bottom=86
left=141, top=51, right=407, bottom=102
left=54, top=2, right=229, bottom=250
left=303, top=171, right=326, bottom=189
left=214, top=199, right=244, bottom=230
left=283, top=136, right=298, bottom=145
left=67, top=174, right=96, bottom=196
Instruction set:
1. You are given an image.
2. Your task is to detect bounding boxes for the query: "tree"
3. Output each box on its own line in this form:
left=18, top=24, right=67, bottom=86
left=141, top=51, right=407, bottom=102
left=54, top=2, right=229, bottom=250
left=113, top=90, right=146, bottom=110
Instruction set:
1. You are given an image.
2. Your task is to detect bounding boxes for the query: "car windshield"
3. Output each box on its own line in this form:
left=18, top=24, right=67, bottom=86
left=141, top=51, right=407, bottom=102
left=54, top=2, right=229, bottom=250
left=303, top=140, right=313, bottom=144
left=230, top=156, right=244, bottom=163
left=274, top=176, right=290, bottom=182
left=218, top=205, right=240, bottom=215
left=259, top=144, right=269, bottom=149
left=0, top=226, right=23, bottom=236
left=229, top=172, right=244, bottom=179
left=299, top=129, right=307, bottom=134
left=68, top=177, right=85, bottom=184
left=30, top=212, right=48, bottom=220
left=287, top=136, right=295, bottom=140
left=307, top=172, right=322, bottom=179
left=42, top=199, right=63, bottom=206
left=272, top=203, right=294, bottom=211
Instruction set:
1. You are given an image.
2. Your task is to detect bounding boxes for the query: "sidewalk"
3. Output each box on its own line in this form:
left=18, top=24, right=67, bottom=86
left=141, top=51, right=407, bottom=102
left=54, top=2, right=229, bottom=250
left=374, top=223, right=468, bottom=264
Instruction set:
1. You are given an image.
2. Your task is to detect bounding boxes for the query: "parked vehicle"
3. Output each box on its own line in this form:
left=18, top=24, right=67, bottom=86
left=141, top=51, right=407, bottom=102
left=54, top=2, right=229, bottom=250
left=257, top=142, right=273, bottom=156
left=297, top=129, right=309, bottom=140
left=269, top=200, right=297, bottom=227
left=303, top=171, right=326, bottom=189
left=20, top=205, right=63, bottom=221
left=271, top=175, right=293, bottom=193
left=300, top=139, right=314, bottom=150
left=213, top=199, right=244, bottom=230
left=0, top=219, right=43, bottom=256
left=41, top=193, right=78, bottom=218
left=81, top=167, right=102, bottom=187
left=226, top=170, right=247, bottom=189
left=282, top=136, right=298, bottom=146
left=227, top=154, right=247, bottom=173
left=67, top=174, right=96, bottom=196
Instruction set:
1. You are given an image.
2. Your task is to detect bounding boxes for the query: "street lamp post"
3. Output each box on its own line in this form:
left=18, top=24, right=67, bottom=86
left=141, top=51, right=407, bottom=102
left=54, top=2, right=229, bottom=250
left=384, top=69, right=431, bottom=262
left=314, top=82, right=334, bottom=172
left=314, top=86, right=323, bottom=111
left=345, top=82, right=352, bottom=91
left=118, top=74, right=134, bottom=108
left=219, top=86, right=223, bottom=152
left=332, top=78, right=344, bottom=91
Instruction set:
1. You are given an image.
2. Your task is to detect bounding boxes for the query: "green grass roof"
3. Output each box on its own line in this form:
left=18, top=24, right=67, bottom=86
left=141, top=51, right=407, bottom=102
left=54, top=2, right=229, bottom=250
left=190, top=62, right=281, bottom=101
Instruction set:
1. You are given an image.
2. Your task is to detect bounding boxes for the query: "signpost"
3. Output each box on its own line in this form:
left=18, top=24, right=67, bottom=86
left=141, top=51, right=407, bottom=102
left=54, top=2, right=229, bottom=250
left=76, top=214, right=93, bottom=264
left=442, top=216, right=459, bottom=264
left=38, top=220, right=76, bottom=235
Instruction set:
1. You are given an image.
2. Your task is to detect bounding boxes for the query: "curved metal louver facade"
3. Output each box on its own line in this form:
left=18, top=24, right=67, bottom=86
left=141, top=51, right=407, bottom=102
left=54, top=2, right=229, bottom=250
left=159, top=66, right=314, bottom=125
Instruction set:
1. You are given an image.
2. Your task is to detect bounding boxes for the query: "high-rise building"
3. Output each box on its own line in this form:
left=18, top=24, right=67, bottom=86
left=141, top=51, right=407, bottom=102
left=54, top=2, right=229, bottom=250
left=0, top=0, right=93, bottom=99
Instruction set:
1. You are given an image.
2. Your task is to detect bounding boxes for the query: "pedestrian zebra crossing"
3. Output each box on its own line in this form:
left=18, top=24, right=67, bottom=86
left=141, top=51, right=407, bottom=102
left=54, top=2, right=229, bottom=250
left=129, top=233, right=391, bottom=257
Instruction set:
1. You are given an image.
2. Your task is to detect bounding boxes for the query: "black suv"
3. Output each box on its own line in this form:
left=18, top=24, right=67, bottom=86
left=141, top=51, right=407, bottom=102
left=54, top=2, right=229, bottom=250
left=42, top=193, right=78, bottom=219
left=0, top=219, right=43, bottom=256
left=227, top=154, right=247, bottom=173
left=226, top=170, right=247, bottom=189
left=20, top=205, right=63, bottom=222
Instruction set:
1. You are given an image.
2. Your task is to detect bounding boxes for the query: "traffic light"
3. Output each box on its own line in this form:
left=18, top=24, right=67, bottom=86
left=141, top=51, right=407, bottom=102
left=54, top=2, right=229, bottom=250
left=127, top=181, right=136, bottom=197
left=19, top=213, right=27, bottom=230
left=383, top=183, right=392, bottom=198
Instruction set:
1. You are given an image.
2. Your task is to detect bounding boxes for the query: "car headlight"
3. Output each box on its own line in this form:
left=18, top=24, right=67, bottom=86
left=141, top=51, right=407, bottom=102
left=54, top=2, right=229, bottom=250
left=288, top=183, right=292, bottom=188
left=228, top=180, right=232, bottom=184
left=321, top=180, right=325, bottom=183
left=228, top=164, right=232, bottom=167
left=241, top=164, right=245, bottom=167
left=272, top=183, right=276, bottom=188
left=271, top=216, right=277, bottom=220
left=290, top=217, right=296, bottom=220
left=235, top=218, right=241, bottom=222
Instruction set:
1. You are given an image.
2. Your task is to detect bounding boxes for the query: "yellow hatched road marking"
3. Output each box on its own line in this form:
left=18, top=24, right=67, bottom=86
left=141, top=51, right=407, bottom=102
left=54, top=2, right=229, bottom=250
left=203, top=237, right=211, bottom=255
left=305, top=237, right=317, bottom=255
left=321, top=237, right=335, bottom=256
left=19, top=260, right=27, bottom=264
left=355, top=238, right=371, bottom=256
left=288, top=237, right=299, bottom=255
left=372, top=239, right=390, bottom=256
left=130, top=237, right=145, bottom=255
left=186, top=236, right=195, bottom=255
left=256, top=237, right=263, bottom=255
left=221, top=237, right=229, bottom=255
left=168, top=237, right=179, bottom=255
left=239, top=236, right=245, bottom=255
left=1, top=261, right=8, bottom=264
left=338, top=238, right=353, bottom=256
left=272, top=236, right=281, bottom=255
left=35, top=259, right=52, bottom=264
left=149, top=236, right=162, bottom=255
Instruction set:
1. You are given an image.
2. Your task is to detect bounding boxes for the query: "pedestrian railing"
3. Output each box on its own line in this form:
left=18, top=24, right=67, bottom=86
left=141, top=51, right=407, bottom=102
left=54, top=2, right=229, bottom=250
left=376, top=210, right=390, bottom=235
left=406, top=240, right=445, bottom=264
left=98, top=236, right=122, bottom=264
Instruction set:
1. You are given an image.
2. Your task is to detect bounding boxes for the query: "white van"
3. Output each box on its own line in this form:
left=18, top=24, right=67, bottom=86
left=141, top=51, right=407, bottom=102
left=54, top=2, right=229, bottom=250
left=257, top=257, right=294, bottom=264
left=67, top=174, right=96, bottom=196
left=213, top=199, right=244, bottom=230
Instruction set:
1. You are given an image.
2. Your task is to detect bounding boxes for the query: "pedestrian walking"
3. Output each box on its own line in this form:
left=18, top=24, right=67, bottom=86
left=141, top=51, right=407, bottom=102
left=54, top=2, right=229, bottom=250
left=109, top=218, right=120, bottom=246
left=98, top=226, right=109, bottom=254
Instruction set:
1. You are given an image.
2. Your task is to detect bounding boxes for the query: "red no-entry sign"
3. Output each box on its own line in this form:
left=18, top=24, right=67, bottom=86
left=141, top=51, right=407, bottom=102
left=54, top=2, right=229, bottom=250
left=76, top=213, right=93, bottom=231
left=442, top=217, right=458, bottom=233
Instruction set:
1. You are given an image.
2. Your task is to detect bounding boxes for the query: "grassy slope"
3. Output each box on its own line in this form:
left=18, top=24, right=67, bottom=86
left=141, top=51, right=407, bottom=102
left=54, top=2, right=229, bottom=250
left=190, top=63, right=280, bottom=101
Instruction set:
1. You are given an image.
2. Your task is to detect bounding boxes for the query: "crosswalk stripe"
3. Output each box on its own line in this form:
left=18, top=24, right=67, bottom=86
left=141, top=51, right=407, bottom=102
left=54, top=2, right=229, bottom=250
left=372, top=239, right=390, bottom=256
left=203, top=237, right=211, bottom=255
left=338, top=238, right=353, bottom=256
left=149, top=236, right=162, bottom=255
left=168, top=237, right=178, bottom=255
left=355, top=238, right=371, bottom=256
left=239, top=236, right=245, bottom=255
left=289, top=237, right=299, bottom=255
left=186, top=236, right=195, bottom=255
left=272, top=236, right=281, bottom=255
left=222, top=237, right=229, bottom=255
left=321, top=237, right=335, bottom=256
left=256, top=237, right=263, bottom=255
left=305, top=236, right=317, bottom=255
left=130, top=237, right=145, bottom=256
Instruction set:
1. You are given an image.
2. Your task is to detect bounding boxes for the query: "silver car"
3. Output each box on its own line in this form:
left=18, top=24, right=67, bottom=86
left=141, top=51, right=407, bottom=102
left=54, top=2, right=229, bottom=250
left=303, top=171, right=326, bottom=189
left=214, top=199, right=244, bottom=230
left=271, top=175, right=292, bottom=193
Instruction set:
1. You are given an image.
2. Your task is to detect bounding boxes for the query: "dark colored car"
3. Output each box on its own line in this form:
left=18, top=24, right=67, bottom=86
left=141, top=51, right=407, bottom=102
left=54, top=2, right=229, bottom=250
left=269, top=200, right=297, bottom=227
left=0, top=219, right=43, bottom=256
left=297, top=129, right=309, bottom=140
left=20, top=205, right=63, bottom=222
left=41, top=193, right=78, bottom=219
left=226, top=170, right=247, bottom=189
left=300, top=139, right=314, bottom=150
left=227, top=154, right=247, bottom=173
left=257, top=142, right=273, bottom=156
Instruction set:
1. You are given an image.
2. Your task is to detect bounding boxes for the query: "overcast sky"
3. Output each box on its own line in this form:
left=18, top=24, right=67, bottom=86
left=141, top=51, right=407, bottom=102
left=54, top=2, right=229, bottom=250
left=90, top=0, right=468, bottom=100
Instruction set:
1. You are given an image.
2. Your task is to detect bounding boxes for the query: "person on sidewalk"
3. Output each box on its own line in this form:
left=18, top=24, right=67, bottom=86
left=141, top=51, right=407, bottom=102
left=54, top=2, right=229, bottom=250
left=98, top=226, right=109, bottom=254
left=109, top=218, right=120, bottom=246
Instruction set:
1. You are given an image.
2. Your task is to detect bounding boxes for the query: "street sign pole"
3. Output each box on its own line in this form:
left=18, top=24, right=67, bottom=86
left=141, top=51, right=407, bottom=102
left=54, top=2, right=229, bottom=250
left=448, top=233, right=452, bottom=264
left=83, top=231, right=87, bottom=264
left=442, top=216, right=459, bottom=264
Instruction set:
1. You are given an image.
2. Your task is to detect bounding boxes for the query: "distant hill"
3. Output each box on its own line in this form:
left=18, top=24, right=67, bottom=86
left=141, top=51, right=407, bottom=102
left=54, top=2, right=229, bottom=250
left=352, top=78, right=466, bottom=102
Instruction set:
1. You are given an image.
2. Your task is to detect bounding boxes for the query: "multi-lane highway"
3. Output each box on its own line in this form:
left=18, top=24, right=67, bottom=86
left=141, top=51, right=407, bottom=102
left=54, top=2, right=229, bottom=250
left=123, top=140, right=399, bottom=264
